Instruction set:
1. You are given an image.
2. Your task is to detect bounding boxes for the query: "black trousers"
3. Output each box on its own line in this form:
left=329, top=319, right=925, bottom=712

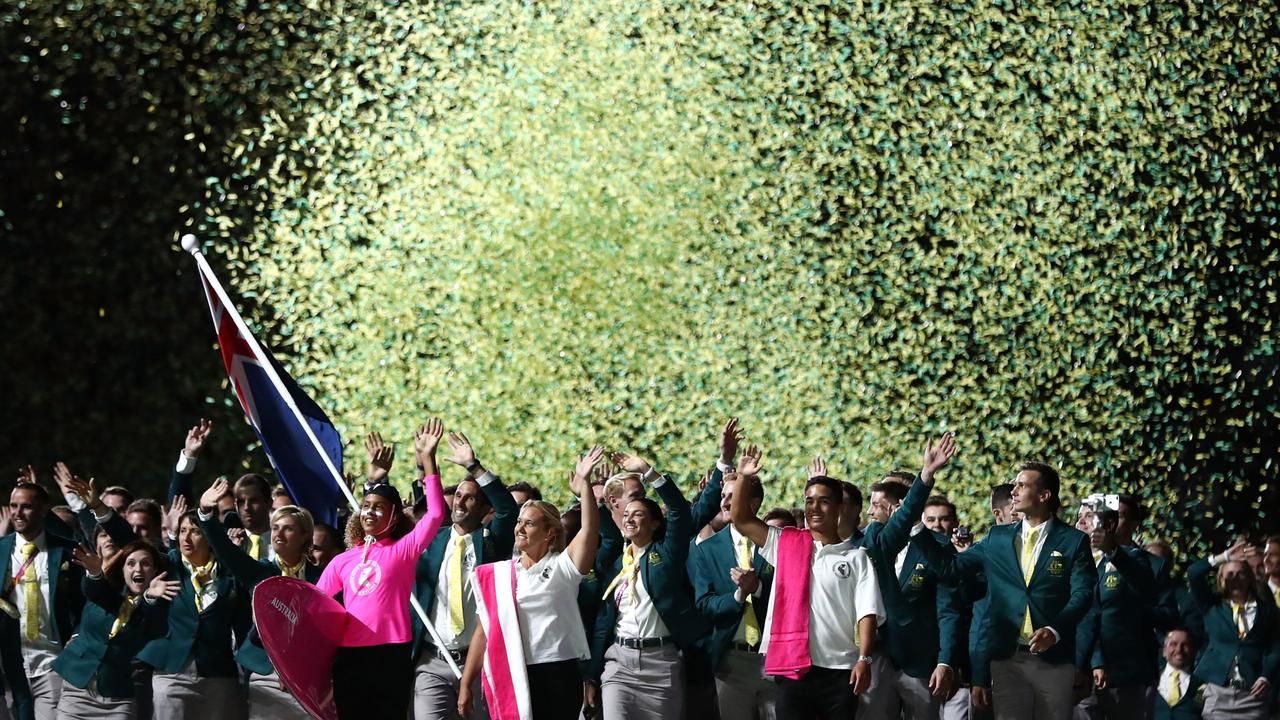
left=527, top=659, right=583, bottom=720
left=775, top=665, right=856, bottom=720
left=332, top=642, right=413, bottom=720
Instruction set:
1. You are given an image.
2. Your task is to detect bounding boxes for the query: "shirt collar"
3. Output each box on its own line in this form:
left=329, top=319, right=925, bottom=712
left=1021, top=517, right=1052, bottom=540
left=16, top=532, right=47, bottom=553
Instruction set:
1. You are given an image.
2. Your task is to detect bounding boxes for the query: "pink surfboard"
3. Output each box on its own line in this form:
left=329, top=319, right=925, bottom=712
left=253, top=576, right=350, bottom=720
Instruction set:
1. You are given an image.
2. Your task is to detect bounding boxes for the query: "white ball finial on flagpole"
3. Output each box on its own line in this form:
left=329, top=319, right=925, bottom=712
left=180, top=234, right=200, bottom=254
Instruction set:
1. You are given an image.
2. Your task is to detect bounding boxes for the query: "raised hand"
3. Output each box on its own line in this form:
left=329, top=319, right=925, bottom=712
left=738, top=444, right=763, bottom=478
left=164, top=495, right=188, bottom=537
left=16, top=464, right=36, bottom=485
left=719, top=418, right=743, bottom=466
left=807, top=455, right=827, bottom=479
left=53, top=462, right=75, bottom=496
left=414, top=418, right=445, bottom=476
left=364, top=432, right=395, bottom=484
left=65, top=475, right=102, bottom=512
left=444, top=432, right=479, bottom=472
left=609, top=452, right=651, bottom=476
left=572, top=446, right=605, bottom=496
left=72, top=545, right=103, bottom=576
left=184, top=419, right=213, bottom=457
left=147, top=571, right=181, bottom=602
left=920, top=431, right=957, bottom=484
left=0, top=507, right=11, bottom=536
left=199, top=478, right=230, bottom=513
left=227, top=527, right=248, bottom=548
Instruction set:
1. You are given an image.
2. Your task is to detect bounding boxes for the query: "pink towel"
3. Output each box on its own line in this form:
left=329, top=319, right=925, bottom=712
left=474, top=560, right=532, bottom=720
left=764, top=526, right=814, bottom=680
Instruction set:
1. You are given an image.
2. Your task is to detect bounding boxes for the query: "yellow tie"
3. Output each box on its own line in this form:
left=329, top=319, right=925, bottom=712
left=603, top=545, right=640, bottom=603
left=249, top=534, right=262, bottom=561
left=277, top=558, right=306, bottom=579
left=109, top=595, right=139, bottom=639
left=1167, top=669, right=1182, bottom=706
left=1021, top=525, right=1041, bottom=638
left=1231, top=601, right=1249, bottom=639
left=739, top=535, right=760, bottom=647
left=1274, top=587, right=1280, bottom=608
left=190, top=560, right=215, bottom=613
left=20, top=544, right=38, bottom=642
left=448, top=534, right=467, bottom=635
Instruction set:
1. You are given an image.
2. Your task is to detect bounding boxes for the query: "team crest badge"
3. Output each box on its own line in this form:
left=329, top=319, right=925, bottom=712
left=1048, top=559, right=1065, bottom=576
left=833, top=561, right=851, bottom=578
left=648, top=551, right=662, bottom=566
left=1104, top=574, right=1119, bottom=589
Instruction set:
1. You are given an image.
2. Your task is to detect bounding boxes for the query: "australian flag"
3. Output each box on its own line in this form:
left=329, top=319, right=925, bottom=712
left=191, top=253, right=346, bottom=527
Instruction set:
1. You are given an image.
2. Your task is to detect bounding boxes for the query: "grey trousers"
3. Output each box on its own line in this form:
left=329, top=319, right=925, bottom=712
left=858, top=654, right=940, bottom=720
left=29, top=673, right=62, bottom=720
left=601, top=644, right=684, bottom=720
left=247, top=672, right=310, bottom=720
left=412, top=652, right=489, bottom=720
left=151, top=662, right=244, bottom=720
left=55, top=681, right=135, bottom=720
left=941, top=685, right=972, bottom=720
left=714, top=649, right=775, bottom=720
left=990, top=652, right=1075, bottom=720
left=1202, top=683, right=1269, bottom=720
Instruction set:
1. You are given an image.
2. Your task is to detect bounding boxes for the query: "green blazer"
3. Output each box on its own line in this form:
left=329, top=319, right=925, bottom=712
left=0, top=532, right=85, bottom=720
left=588, top=478, right=706, bottom=681
left=856, top=478, right=961, bottom=679
left=198, top=515, right=322, bottom=675
left=1185, top=558, right=1280, bottom=687
left=927, top=518, right=1097, bottom=673
left=690, top=526, right=771, bottom=670
left=410, top=474, right=517, bottom=660
left=136, top=548, right=244, bottom=677
left=1086, top=546, right=1158, bottom=686
left=1154, top=665, right=1203, bottom=720
left=53, top=576, right=166, bottom=698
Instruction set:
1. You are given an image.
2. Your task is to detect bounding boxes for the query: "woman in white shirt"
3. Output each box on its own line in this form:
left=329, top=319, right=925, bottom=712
left=458, top=446, right=603, bottom=720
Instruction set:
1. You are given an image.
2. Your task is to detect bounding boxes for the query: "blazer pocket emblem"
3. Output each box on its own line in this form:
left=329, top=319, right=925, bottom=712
left=1104, top=574, right=1119, bottom=589
left=909, top=573, right=926, bottom=588
left=60, top=561, right=71, bottom=572
left=1048, top=558, right=1065, bottom=576
left=648, top=551, right=662, bottom=566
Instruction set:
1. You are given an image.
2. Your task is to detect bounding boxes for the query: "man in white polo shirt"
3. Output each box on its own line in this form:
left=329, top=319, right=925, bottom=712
left=730, top=444, right=886, bottom=720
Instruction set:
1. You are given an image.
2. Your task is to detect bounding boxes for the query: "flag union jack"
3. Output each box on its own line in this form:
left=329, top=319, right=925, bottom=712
left=195, top=265, right=345, bottom=526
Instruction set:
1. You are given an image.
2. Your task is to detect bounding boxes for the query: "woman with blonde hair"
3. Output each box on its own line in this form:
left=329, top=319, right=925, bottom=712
left=458, top=446, right=604, bottom=720
left=197, top=479, right=322, bottom=720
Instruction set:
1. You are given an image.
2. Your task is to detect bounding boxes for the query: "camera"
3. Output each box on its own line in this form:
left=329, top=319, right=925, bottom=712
left=1082, top=493, right=1120, bottom=530
left=952, top=526, right=972, bottom=543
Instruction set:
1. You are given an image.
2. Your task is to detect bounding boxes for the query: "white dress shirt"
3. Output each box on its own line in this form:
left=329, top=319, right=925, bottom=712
left=431, top=526, right=477, bottom=650
left=614, top=543, right=670, bottom=640
left=11, top=533, right=60, bottom=676
left=759, top=526, right=886, bottom=670
left=1158, top=663, right=1191, bottom=705
left=514, top=551, right=589, bottom=664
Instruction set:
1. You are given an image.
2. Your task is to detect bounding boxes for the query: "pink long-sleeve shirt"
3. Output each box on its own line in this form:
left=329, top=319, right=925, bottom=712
left=318, top=474, right=446, bottom=647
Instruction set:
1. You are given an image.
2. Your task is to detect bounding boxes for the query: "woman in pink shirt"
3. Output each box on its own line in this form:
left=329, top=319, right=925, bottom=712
left=317, top=418, right=448, bottom=719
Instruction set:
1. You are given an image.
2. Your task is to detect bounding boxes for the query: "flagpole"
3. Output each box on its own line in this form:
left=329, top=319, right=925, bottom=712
left=182, top=235, right=462, bottom=679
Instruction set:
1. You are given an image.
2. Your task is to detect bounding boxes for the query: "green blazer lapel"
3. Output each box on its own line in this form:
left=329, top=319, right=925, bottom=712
left=712, top=531, right=736, bottom=578
left=897, top=543, right=923, bottom=589
left=0, top=534, right=13, bottom=594
left=46, top=543, right=63, bottom=605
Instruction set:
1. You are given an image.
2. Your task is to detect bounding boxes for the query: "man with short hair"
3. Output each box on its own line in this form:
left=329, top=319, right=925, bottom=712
left=731, top=445, right=891, bottom=720
left=0, top=482, right=86, bottom=720
left=1078, top=506, right=1158, bottom=720
left=692, top=466, right=776, bottom=720
left=922, top=497, right=958, bottom=536
left=925, top=462, right=1098, bottom=720
left=124, top=499, right=164, bottom=547
left=411, top=431, right=517, bottom=720
left=857, top=437, right=963, bottom=720
left=990, top=484, right=1015, bottom=526
left=310, top=523, right=344, bottom=572
left=508, top=481, right=541, bottom=507
left=1154, top=629, right=1200, bottom=720
left=97, top=487, right=134, bottom=515
left=839, top=481, right=863, bottom=542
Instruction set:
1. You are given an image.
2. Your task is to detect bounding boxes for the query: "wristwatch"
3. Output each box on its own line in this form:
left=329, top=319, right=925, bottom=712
left=466, top=459, right=482, bottom=474
left=857, top=655, right=873, bottom=665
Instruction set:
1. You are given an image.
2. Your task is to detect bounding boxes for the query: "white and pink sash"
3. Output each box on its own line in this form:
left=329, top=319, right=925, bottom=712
left=474, top=560, right=532, bottom=720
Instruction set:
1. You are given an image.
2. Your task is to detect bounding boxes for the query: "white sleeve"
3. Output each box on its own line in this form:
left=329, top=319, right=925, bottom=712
left=852, top=548, right=886, bottom=626
left=759, top=525, right=783, bottom=566
left=556, top=550, right=585, bottom=580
